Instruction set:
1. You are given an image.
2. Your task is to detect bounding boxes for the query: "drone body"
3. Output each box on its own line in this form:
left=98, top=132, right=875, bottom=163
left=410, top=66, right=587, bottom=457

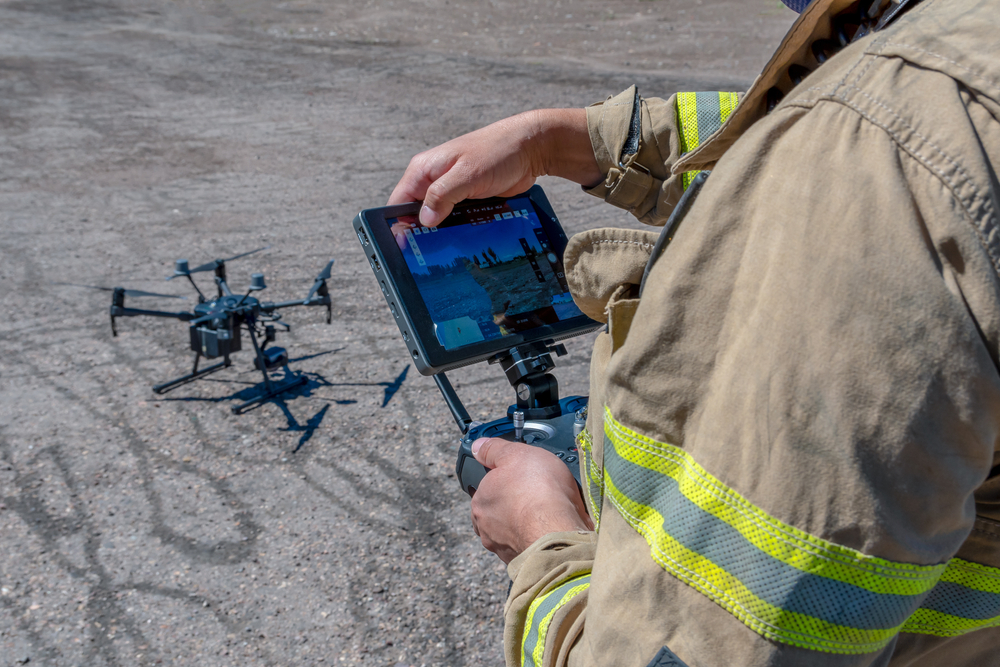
left=99, top=248, right=335, bottom=413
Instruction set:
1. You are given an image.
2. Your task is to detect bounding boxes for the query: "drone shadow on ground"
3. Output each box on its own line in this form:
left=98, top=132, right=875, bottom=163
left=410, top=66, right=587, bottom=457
left=157, top=355, right=412, bottom=452
left=244, top=365, right=411, bottom=451
left=313, top=364, right=410, bottom=408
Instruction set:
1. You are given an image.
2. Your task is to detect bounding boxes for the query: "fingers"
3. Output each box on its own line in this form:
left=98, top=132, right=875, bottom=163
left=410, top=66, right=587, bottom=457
left=386, top=112, right=542, bottom=225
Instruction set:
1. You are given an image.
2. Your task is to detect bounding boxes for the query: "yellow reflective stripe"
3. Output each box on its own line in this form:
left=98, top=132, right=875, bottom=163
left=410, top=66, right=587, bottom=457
left=604, top=473, right=897, bottom=653
left=604, top=408, right=946, bottom=654
left=606, top=410, right=944, bottom=595
left=718, top=91, right=740, bottom=123
left=899, top=558, right=1000, bottom=635
left=576, top=428, right=602, bottom=528
left=675, top=92, right=701, bottom=155
left=676, top=91, right=741, bottom=189
left=903, top=607, right=1000, bottom=637
left=938, top=557, right=1000, bottom=593
left=604, top=407, right=1000, bottom=650
left=520, top=573, right=591, bottom=666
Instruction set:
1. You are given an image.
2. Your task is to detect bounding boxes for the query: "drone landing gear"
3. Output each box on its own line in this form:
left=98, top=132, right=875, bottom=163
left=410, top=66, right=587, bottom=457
left=230, top=321, right=307, bottom=415
left=230, top=374, right=307, bottom=415
left=153, top=353, right=231, bottom=394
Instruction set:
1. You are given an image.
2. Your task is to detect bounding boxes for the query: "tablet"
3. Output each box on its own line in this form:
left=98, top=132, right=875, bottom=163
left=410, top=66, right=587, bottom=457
left=353, top=185, right=600, bottom=375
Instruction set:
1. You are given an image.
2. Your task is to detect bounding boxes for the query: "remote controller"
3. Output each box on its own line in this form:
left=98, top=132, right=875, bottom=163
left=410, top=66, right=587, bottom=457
left=455, top=396, right=587, bottom=495
left=432, top=341, right=590, bottom=496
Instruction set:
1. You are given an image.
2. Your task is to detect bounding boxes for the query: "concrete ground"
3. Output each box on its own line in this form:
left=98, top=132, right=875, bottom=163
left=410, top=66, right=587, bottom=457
left=0, top=1, right=794, bottom=665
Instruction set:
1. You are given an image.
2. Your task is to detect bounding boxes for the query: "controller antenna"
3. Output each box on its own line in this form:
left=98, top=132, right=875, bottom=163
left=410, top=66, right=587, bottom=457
left=433, top=372, right=473, bottom=433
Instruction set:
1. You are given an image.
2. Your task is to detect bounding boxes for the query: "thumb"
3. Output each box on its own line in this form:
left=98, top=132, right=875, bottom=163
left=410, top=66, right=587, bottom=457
left=419, top=167, right=477, bottom=227
left=471, top=437, right=512, bottom=470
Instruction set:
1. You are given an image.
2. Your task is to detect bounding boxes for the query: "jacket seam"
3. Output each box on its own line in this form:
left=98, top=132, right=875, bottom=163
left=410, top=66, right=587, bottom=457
left=590, top=239, right=654, bottom=250
left=880, top=41, right=1000, bottom=94
left=845, top=41, right=887, bottom=91
left=831, top=38, right=886, bottom=99
left=783, top=89, right=1000, bottom=278
left=841, top=83, right=1000, bottom=276
left=832, top=49, right=868, bottom=99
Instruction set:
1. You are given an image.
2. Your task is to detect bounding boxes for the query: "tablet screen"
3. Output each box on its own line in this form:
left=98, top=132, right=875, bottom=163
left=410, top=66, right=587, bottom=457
left=386, top=195, right=584, bottom=351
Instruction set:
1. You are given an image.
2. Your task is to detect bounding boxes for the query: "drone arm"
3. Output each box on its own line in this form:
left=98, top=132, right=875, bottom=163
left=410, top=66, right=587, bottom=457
left=185, top=274, right=206, bottom=301
left=260, top=293, right=332, bottom=323
left=215, top=276, right=233, bottom=297
left=110, top=306, right=195, bottom=321
left=260, top=296, right=328, bottom=311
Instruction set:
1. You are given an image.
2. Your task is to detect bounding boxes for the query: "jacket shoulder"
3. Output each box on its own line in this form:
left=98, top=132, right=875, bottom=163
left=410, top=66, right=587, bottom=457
left=872, top=0, right=1000, bottom=102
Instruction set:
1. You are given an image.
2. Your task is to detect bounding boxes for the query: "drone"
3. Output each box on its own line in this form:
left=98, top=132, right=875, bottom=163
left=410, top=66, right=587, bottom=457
left=71, top=247, right=335, bottom=414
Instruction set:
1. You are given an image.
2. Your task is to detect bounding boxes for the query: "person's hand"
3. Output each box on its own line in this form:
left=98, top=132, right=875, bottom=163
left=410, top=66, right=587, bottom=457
left=387, top=108, right=601, bottom=228
left=469, top=437, right=594, bottom=564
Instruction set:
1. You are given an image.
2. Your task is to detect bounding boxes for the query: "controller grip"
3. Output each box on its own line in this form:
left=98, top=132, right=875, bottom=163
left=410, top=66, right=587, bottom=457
left=454, top=396, right=586, bottom=496
left=456, top=447, right=489, bottom=494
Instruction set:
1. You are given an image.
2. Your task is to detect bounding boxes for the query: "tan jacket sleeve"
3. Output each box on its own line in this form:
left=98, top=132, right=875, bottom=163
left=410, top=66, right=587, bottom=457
left=582, top=87, right=687, bottom=226
left=504, top=531, right=596, bottom=667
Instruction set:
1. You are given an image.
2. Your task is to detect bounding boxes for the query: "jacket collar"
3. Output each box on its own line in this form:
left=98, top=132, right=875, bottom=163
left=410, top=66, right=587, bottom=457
left=673, top=0, right=864, bottom=175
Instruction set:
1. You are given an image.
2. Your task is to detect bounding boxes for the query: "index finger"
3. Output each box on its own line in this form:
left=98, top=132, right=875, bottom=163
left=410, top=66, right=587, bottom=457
left=386, top=151, right=457, bottom=207
left=387, top=170, right=432, bottom=207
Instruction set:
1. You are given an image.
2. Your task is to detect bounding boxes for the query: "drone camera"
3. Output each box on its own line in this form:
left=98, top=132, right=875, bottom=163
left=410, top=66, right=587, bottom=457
left=254, top=346, right=288, bottom=371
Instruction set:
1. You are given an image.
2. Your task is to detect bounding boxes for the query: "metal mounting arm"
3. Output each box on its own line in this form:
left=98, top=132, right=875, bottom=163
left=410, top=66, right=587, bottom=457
left=488, top=341, right=567, bottom=420
left=433, top=341, right=570, bottom=434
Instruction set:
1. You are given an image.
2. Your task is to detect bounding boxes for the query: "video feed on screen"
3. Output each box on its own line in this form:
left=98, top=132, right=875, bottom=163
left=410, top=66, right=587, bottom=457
left=387, top=196, right=583, bottom=350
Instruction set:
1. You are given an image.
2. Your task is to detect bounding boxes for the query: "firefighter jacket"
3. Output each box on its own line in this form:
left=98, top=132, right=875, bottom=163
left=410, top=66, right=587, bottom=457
left=502, top=0, right=1000, bottom=665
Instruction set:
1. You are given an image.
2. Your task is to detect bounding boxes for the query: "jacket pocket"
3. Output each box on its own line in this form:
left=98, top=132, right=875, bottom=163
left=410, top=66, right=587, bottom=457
left=606, top=283, right=640, bottom=354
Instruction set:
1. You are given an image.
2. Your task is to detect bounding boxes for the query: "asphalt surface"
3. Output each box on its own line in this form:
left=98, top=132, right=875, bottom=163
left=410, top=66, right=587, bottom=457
left=0, top=1, right=794, bottom=665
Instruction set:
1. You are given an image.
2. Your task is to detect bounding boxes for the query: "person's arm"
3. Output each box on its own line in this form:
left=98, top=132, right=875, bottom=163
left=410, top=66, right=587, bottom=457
left=388, top=86, right=744, bottom=229
left=386, top=108, right=601, bottom=227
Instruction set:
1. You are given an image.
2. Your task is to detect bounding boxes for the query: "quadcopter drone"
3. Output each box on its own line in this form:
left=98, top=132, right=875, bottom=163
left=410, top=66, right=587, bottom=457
left=75, top=247, right=335, bottom=414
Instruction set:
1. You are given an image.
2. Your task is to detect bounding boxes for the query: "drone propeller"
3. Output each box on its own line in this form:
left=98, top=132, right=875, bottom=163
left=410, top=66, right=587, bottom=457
left=56, top=283, right=188, bottom=300
left=168, top=246, right=271, bottom=279
left=304, top=259, right=335, bottom=304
